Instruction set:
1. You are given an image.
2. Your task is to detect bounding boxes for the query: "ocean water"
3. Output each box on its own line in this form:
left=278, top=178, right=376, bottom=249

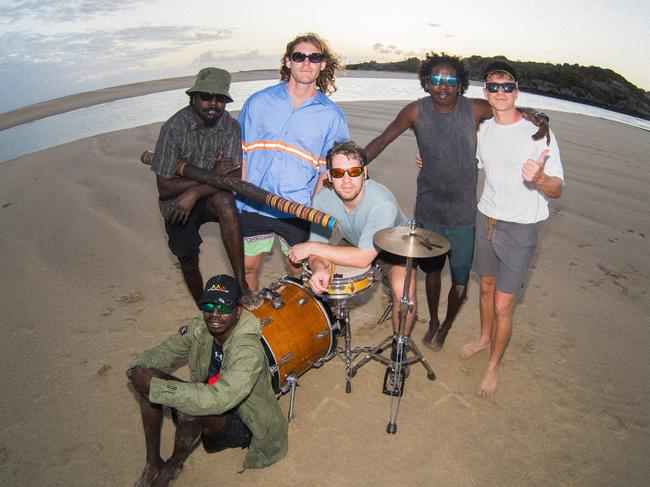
left=1, top=77, right=648, bottom=163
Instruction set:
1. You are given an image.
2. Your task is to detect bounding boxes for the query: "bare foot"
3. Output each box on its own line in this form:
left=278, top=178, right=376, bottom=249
left=241, top=288, right=262, bottom=310
left=134, top=463, right=161, bottom=487
left=153, top=462, right=183, bottom=487
left=430, top=322, right=452, bottom=351
left=421, top=321, right=440, bottom=350
left=477, top=367, right=498, bottom=397
left=458, top=339, right=489, bottom=359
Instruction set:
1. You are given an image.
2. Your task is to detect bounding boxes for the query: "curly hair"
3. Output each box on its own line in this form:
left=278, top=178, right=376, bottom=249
left=326, top=141, right=367, bottom=169
left=418, top=52, right=470, bottom=95
left=280, top=33, right=342, bottom=96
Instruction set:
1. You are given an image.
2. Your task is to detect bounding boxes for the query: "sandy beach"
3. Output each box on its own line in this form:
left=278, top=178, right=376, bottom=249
left=0, top=73, right=649, bottom=486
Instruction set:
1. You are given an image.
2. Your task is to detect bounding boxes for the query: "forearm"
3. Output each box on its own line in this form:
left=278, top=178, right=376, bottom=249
left=304, top=242, right=377, bottom=267
left=365, top=137, right=387, bottom=163
left=157, top=176, right=220, bottom=200
left=534, top=175, right=563, bottom=199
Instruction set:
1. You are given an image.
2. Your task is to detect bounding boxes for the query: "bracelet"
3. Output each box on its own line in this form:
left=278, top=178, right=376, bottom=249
left=534, top=111, right=550, bottom=123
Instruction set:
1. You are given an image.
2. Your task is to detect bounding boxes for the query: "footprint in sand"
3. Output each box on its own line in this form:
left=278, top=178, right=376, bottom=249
left=97, top=364, right=112, bottom=376
left=0, top=446, right=8, bottom=465
left=116, top=291, right=145, bottom=304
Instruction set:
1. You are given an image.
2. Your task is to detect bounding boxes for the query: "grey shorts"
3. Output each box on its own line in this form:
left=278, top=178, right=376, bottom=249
left=474, top=212, right=539, bottom=295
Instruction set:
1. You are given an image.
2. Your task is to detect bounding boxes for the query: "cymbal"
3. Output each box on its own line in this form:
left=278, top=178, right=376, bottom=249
left=373, top=226, right=450, bottom=258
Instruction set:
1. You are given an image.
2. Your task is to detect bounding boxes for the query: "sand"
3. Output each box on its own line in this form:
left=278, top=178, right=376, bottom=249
left=0, top=74, right=649, bottom=486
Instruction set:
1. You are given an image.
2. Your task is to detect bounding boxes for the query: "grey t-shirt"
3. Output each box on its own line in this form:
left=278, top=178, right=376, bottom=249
left=414, top=95, right=478, bottom=228
left=309, top=179, right=408, bottom=248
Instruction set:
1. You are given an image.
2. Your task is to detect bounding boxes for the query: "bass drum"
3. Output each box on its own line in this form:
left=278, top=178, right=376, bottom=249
left=253, top=277, right=335, bottom=391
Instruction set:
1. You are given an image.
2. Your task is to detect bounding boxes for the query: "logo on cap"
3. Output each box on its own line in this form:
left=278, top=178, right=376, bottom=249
left=206, top=284, right=229, bottom=293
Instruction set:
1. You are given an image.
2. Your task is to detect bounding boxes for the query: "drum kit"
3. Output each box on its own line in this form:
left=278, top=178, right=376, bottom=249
left=252, top=221, right=450, bottom=432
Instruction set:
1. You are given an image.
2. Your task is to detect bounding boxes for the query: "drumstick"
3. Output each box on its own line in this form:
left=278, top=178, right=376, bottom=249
left=327, top=261, right=336, bottom=289
left=140, top=151, right=337, bottom=230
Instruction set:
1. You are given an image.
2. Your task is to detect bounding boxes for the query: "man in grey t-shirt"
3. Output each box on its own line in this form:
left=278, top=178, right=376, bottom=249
left=288, top=141, right=416, bottom=337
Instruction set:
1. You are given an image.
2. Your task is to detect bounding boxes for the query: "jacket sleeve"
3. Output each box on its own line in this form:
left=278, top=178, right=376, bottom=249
left=127, top=320, right=197, bottom=374
left=147, top=334, right=265, bottom=416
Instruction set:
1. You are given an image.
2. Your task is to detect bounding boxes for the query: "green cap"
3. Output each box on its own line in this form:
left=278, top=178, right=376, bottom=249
left=186, top=67, right=233, bottom=102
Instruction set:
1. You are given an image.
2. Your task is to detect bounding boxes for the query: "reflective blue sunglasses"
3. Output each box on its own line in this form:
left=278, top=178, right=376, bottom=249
left=429, top=74, right=459, bottom=87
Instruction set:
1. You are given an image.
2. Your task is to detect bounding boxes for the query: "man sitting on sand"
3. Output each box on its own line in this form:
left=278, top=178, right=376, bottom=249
left=127, top=274, right=288, bottom=486
left=148, top=67, right=258, bottom=308
left=288, top=141, right=416, bottom=348
left=459, top=61, right=564, bottom=397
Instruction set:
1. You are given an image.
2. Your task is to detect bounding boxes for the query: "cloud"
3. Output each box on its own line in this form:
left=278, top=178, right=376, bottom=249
left=194, top=49, right=264, bottom=65
left=0, top=0, right=141, bottom=23
left=372, top=43, right=411, bottom=58
left=0, top=26, right=233, bottom=64
left=427, top=22, right=443, bottom=29
left=0, top=25, right=236, bottom=111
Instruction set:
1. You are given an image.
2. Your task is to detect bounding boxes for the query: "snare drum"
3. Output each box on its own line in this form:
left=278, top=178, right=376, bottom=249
left=253, top=278, right=335, bottom=391
left=302, top=263, right=378, bottom=299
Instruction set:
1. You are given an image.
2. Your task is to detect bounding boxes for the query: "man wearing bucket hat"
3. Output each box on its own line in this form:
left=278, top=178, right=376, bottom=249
left=149, top=67, right=259, bottom=309
left=127, top=274, right=288, bottom=485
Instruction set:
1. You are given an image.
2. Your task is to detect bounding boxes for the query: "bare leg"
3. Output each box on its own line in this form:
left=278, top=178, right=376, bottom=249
left=431, top=282, right=467, bottom=350
left=208, top=193, right=261, bottom=308
left=134, top=397, right=165, bottom=487
left=421, top=270, right=441, bottom=347
left=458, top=275, right=495, bottom=359
left=153, top=411, right=203, bottom=487
left=178, top=254, right=203, bottom=305
left=132, top=368, right=185, bottom=487
left=387, top=264, right=417, bottom=336
left=477, top=289, right=517, bottom=397
left=244, top=253, right=263, bottom=292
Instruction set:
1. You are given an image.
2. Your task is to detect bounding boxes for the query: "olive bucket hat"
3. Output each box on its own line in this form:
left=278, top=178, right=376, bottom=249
left=186, top=67, right=233, bottom=102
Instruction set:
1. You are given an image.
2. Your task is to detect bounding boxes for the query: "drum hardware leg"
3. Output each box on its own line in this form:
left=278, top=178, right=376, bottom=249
left=285, top=375, right=298, bottom=422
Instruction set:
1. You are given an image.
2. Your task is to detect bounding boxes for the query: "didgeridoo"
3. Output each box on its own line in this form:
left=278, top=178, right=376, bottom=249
left=140, top=151, right=337, bottom=231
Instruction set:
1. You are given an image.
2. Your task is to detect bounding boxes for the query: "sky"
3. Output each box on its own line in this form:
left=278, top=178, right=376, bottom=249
left=1, top=0, right=648, bottom=113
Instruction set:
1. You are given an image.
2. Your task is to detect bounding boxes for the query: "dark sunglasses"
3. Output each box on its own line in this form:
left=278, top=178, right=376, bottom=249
left=197, top=92, right=229, bottom=102
left=290, top=51, right=325, bottom=63
left=200, top=302, right=235, bottom=315
left=330, top=166, right=364, bottom=178
left=429, top=74, right=459, bottom=87
left=485, top=82, right=518, bottom=93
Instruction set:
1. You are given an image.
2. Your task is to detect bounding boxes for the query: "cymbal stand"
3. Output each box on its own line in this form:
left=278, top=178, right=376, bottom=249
left=348, top=226, right=437, bottom=434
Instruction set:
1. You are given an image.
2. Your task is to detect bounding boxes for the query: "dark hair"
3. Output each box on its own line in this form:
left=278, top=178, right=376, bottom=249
left=418, top=52, right=470, bottom=95
left=326, top=141, right=367, bottom=169
left=280, top=33, right=342, bottom=96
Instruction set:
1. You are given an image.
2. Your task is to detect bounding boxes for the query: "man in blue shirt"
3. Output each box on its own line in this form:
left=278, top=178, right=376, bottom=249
left=238, top=33, right=349, bottom=291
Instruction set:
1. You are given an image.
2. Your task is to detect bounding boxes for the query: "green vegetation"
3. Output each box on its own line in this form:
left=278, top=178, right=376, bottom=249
left=346, top=54, right=650, bottom=120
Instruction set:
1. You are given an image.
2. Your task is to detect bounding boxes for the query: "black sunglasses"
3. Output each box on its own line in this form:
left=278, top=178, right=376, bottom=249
left=485, top=82, right=518, bottom=93
left=290, top=52, right=325, bottom=63
left=197, top=92, right=229, bottom=102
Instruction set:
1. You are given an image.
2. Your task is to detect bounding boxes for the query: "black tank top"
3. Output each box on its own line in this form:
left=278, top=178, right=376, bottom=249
left=414, top=95, right=478, bottom=227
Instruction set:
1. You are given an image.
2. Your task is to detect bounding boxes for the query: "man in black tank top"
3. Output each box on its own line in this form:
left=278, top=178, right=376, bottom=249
left=365, top=53, right=548, bottom=353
